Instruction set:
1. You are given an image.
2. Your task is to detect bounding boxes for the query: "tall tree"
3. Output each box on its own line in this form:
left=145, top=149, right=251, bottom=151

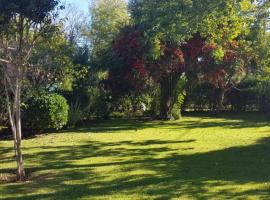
left=128, top=0, right=255, bottom=119
left=61, top=3, right=88, bottom=45
left=87, top=0, right=130, bottom=59
left=0, top=0, right=60, bottom=180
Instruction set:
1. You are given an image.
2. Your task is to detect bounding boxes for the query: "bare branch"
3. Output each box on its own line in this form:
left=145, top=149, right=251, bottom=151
left=0, top=58, right=10, bottom=63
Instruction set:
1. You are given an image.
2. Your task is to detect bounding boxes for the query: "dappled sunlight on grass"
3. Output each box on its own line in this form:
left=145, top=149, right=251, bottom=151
left=1, top=113, right=270, bottom=199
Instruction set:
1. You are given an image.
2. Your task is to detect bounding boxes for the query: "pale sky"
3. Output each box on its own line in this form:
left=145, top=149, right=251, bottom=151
left=61, top=0, right=89, bottom=13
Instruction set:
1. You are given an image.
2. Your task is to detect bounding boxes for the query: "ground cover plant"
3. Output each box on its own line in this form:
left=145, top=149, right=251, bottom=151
left=1, top=113, right=270, bottom=199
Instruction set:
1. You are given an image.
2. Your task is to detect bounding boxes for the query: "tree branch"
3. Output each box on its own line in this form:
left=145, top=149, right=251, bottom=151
left=0, top=58, right=10, bottom=63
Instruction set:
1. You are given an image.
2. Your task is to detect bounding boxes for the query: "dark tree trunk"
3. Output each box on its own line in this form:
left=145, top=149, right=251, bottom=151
left=159, top=74, right=180, bottom=120
left=217, top=88, right=226, bottom=112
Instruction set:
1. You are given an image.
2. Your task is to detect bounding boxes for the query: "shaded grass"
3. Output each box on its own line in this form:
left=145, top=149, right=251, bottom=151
left=1, top=113, right=270, bottom=199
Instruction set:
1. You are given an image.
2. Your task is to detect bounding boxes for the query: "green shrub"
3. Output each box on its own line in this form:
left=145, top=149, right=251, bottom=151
left=0, top=93, right=8, bottom=126
left=23, top=93, right=69, bottom=133
left=172, top=105, right=181, bottom=120
left=257, top=80, right=270, bottom=113
left=68, top=100, right=83, bottom=128
left=109, top=111, right=125, bottom=118
left=171, top=76, right=186, bottom=120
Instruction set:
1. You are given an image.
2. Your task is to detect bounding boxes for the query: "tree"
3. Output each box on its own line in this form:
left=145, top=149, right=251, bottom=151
left=196, top=41, right=252, bottom=111
left=87, top=0, right=130, bottom=59
left=110, top=27, right=204, bottom=119
left=127, top=0, right=255, bottom=118
left=61, top=3, right=88, bottom=45
left=30, top=30, right=74, bottom=93
left=0, top=0, right=60, bottom=181
left=198, top=0, right=270, bottom=111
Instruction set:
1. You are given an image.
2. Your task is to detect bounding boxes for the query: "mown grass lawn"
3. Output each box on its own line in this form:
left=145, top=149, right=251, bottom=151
left=1, top=113, right=270, bottom=200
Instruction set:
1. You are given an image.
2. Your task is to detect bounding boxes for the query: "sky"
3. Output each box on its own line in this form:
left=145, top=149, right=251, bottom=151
left=62, top=0, right=129, bottom=14
left=61, top=0, right=90, bottom=14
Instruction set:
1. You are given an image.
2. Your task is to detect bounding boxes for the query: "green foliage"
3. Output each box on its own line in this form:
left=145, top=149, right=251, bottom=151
left=185, top=81, right=217, bottom=111
left=257, top=80, right=270, bottom=113
left=171, top=76, right=187, bottom=120
left=88, top=0, right=130, bottom=58
left=109, top=111, right=125, bottom=118
left=171, top=105, right=181, bottom=120
left=117, top=96, right=133, bottom=116
left=0, top=72, right=7, bottom=125
left=227, top=78, right=258, bottom=111
left=252, top=33, right=270, bottom=70
left=149, top=87, right=161, bottom=118
left=0, top=93, right=7, bottom=125
left=68, top=100, right=84, bottom=128
left=92, top=88, right=112, bottom=119
left=129, top=0, right=255, bottom=61
left=23, top=93, right=69, bottom=133
left=0, top=0, right=60, bottom=27
left=31, top=32, right=75, bottom=92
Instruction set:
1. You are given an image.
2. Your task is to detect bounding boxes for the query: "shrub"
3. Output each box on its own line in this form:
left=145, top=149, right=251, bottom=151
left=109, top=111, right=125, bottom=118
left=171, top=105, right=181, bottom=120
left=227, top=78, right=258, bottom=111
left=23, top=93, right=69, bottom=133
left=257, top=80, right=270, bottom=113
left=116, top=96, right=133, bottom=117
left=68, top=100, right=83, bottom=128
left=171, top=77, right=186, bottom=120
left=0, top=93, right=8, bottom=126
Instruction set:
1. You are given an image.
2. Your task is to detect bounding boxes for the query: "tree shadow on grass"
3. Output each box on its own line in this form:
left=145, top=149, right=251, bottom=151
left=1, top=137, right=270, bottom=199
left=1, top=113, right=267, bottom=142
left=60, top=113, right=270, bottom=135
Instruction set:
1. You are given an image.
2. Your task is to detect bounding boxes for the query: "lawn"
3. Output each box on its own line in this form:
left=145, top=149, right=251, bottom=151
left=1, top=113, right=270, bottom=200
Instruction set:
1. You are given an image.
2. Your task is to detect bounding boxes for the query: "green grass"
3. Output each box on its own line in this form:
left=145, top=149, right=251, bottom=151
left=1, top=113, right=270, bottom=199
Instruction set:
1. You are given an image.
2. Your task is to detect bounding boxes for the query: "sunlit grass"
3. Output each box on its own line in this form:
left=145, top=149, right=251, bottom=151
left=1, top=113, right=270, bottom=199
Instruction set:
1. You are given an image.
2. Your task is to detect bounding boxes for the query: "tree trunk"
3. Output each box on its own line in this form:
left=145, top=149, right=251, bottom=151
left=4, top=74, right=25, bottom=181
left=217, top=88, right=225, bottom=112
left=14, top=77, right=25, bottom=181
left=159, top=75, right=179, bottom=120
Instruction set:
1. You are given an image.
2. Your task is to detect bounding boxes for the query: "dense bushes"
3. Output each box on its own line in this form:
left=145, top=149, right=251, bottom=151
left=23, top=93, right=69, bottom=133
left=184, top=77, right=270, bottom=115
left=171, top=77, right=186, bottom=120
left=257, top=80, right=270, bottom=116
left=68, top=100, right=84, bottom=128
left=227, top=78, right=258, bottom=111
left=0, top=93, right=7, bottom=125
left=185, top=82, right=218, bottom=111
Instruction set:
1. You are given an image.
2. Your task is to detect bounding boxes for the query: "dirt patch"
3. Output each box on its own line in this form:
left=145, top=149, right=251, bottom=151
left=0, top=173, right=17, bottom=184
left=0, top=171, right=56, bottom=184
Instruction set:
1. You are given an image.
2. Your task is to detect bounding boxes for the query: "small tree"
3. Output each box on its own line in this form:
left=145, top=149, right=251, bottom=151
left=0, top=0, right=60, bottom=181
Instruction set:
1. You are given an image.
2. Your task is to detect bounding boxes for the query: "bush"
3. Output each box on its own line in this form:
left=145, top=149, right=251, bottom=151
left=257, top=80, right=270, bottom=113
left=171, top=105, right=181, bottom=120
left=23, top=93, right=69, bottom=133
left=227, top=78, right=258, bottom=111
left=171, top=77, right=186, bottom=120
left=116, top=96, right=133, bottom=117
left=109, top=111, right=125, bottom=118
left=0, top=93, right=8, bottom=126
left=68, top=100, right=84, bottom=128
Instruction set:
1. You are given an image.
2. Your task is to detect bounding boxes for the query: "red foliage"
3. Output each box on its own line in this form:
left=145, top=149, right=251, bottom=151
left=184, top=34, right=206, bottom=59
left=108, top=27, right=241, bottom=93
left=199, top=41, right=241, bottom=88
left=112, top=28, right=147, bottom=76
left=205, top=68, right=227, bottom=87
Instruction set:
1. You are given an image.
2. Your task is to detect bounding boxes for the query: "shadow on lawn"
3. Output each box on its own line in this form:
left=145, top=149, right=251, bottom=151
left=62, top=113, right=269, bottom=134
left=2, top=136, right=270, bottom=199
left=1, top=113, right=267, bottom=141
